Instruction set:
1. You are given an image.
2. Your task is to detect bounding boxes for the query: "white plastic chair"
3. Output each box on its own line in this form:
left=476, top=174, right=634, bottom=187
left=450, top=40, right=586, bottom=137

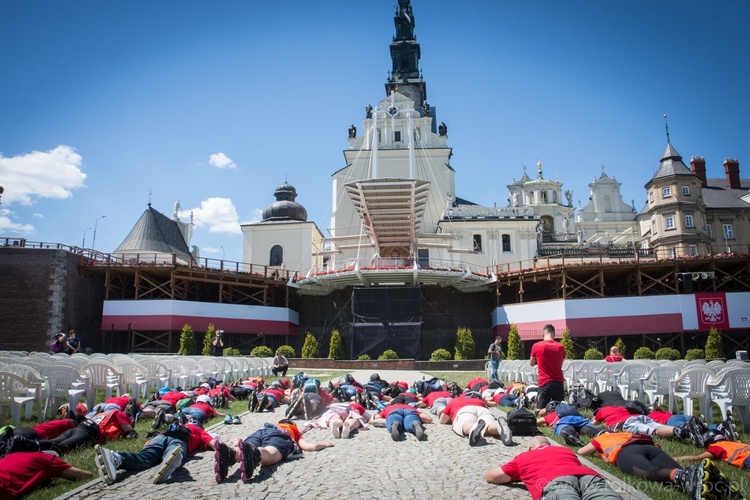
left=141, top=360, right=172, bottom=392
left=668, top=366, right=715, bottom=417
left=706, top=368, right=750, bottom=430
left=2, top=364, right=46, bottom=422
left=116, top=361, right=150, bottom=400
left=615, top=363, right=651, bottom=401
left=639, top=365, right=681, bottom=406
left=161, top=359, right=190, bottom=388
left=564, top=360, right=585, bottom=389
left=0, top=370, right=37, bottom=426
left=39, top=365, right=86, bottom=420
left=594, top=362, right=623, bottom=393
left=575, top=361, right=603, bottom=392
left=83, top=361, right=123, bottom=405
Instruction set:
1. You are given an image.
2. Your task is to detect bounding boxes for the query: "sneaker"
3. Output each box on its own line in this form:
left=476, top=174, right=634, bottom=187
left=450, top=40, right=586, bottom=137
left=497, top=416, right=513, bottom=446
left=248, top=391, right=259, bottom=413
left=413, top=422, right=426, bottom=441
left=701, top=458, right=744, bottom=500
left=561, top=430, right=585, bottom=447
left=94, top=445, right=121, bottom=485
left=238, top=439, right=260, bottom=483
left=152, top=409, right=166, bottom=431
left=151, top=446, right=183, bottom=484
left=468, top=419, right=486, bottom=447
left=257, top=393, right=268, bottom=413
left=342, top=421, right=351, bottom=439
left=303, top=396, right=312, bottom=420
left=391, top=423, right=401, bottom=441
left=331, top=423, right=341, bottom=439
left=232, top=415, right=241, bottom=425
left=214, top=442, right=233, bottom=483
left=224, top=414, right=234, bottom=425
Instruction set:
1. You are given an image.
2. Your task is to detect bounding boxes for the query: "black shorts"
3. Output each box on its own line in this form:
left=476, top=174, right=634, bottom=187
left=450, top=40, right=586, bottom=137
left=536, top=381, right=565, bottom=409
left=246, top=428, right=296, bottom=459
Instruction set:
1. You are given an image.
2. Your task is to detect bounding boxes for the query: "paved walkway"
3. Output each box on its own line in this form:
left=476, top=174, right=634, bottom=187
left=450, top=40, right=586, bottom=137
left=60, top=370, right=648, bottom=500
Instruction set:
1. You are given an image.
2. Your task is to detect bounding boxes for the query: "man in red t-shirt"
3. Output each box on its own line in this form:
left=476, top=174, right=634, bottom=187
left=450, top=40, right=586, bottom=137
left=529, top=324, right=566, bottom=410
left=0, top=451, right=93, bottom=499
left=486, top=435, right=621, bottom=500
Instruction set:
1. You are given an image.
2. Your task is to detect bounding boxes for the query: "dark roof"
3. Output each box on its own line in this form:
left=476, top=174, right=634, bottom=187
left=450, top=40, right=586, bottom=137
left=115, top=206, right=192, bottom=259
left=703, top=178, right=750, bottom=209
left=648, top=143, right=695, bottom=184
left=454, top=196, right=478, bottom=206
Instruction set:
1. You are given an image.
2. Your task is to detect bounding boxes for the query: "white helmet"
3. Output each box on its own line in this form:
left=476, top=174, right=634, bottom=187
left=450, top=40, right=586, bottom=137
left=196, top=395, right=212, bottom=405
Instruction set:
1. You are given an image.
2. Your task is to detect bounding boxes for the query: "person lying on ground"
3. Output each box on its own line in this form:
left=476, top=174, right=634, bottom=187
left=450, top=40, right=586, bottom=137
left=592, top=404, right=704, bottom=446
left=303, top=402, right=372, bottom=439
left=674, top=419, right=749, bottom=470
left=37, top=409, right=136, bottom=454
left=374, top=403, right=432, bottom=442
left=536, top=401, right=606, bottom=446
left=149, top=394, right=225, bottom=435
left=439, top=394, right=512, bottom=446
left=0, top=451, right=93, bottom=499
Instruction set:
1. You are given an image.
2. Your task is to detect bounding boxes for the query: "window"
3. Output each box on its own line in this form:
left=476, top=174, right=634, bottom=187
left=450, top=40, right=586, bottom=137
left=685, top=215, right=694, bottom=227
left=649, top=191, right=654, bottom=203
left=689, top=245, right=698, bottom=256
left=724, top=224, right=734, bottom=239
left=417, top=248, right=429, bottom=267
left=604, top=195, right=612, bottom=212
left=651, top=218, right=656, bottom=234
left=394, top=131, right=402, bottom=142
left=269, top=245, right=283, bottom=266
left=707, top=224, right=713, bottom=238
left=682, top=186, right=691, bottom=196
left=541, top=191, right=547, bottom=203
left=472, top=234, right=483, bottom=252
left=502, top=234, right=511, bottom=252
left=668, top=247, right=676, bottom=259
left=665, top=216, right=675, bottom=230
left=662, top=187, right=672, bottom=198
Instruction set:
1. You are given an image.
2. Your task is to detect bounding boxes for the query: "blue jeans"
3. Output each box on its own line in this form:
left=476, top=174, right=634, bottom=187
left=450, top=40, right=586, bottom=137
left=386, top=408, right=420, bottom=434
left=180, top=407, right=207, bottom=426
left=118, top=434, right=187, bottom=471
left=490, top=359, right=500, bottom=380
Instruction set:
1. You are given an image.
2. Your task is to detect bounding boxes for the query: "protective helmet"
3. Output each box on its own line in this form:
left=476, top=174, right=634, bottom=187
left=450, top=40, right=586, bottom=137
left=370, top=373, right=381, bottom=382
left=546, top=401, right=559, bottom=413
left=196, top=394, right=212, bottom=405
left=703, top=429, right=726, bottom=445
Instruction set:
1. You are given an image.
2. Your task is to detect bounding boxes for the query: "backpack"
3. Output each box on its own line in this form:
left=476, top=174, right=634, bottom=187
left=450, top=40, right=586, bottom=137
left=292, top=372, right=308, bottom=389
left=338, top=374, right=355, bottom=386
left=415, top=377, right=442, bottom=397
left=570, top=386, right=600, bottom=411
left=303, top=378, right=320, bottom=394
left=230, top=386, right=249, bottom=400
left=176, top=397, right=194, bottom=410
left=506, top=408, right=540, bottom=436
left=597, top=390, right=627, bottom=408
left=554, top=402, right=581, bottom=418
left=382, top=383, right=402, bottom=398
left=625, top=400, right=650, bottom=415
left=447, top=382, right=462, bottom=398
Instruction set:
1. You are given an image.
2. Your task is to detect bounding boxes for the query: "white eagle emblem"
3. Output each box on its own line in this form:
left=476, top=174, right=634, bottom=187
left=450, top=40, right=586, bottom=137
left=701, top=299, right=723, bottom=323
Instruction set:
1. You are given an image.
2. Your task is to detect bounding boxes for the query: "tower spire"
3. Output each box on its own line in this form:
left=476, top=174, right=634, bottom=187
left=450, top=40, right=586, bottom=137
left=385, top=0, right=426, bottom=107
left=663, top=113, right=671, bottom=144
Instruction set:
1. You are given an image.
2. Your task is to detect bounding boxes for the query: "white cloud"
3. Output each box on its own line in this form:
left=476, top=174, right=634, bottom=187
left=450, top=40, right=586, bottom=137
left=33, top=213, right=45, bottom=219
left=0, top=208, right=35, bottom=234
left=240, top=208, right=263, bottom=225
left=208, top=152, right=236, bottom=169
left=203, top=246, right=223, bottom=254
left=181, top=197, right=241, bottom=234
left=0, top=145, right=87, bottom=205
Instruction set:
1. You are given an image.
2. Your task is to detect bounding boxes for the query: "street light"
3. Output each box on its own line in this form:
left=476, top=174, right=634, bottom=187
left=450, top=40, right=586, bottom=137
left=82, top=227, right=91, bottom=248
left=92, top=215, right=106, bottom=250
left=220, top=245, right=225, bottom=261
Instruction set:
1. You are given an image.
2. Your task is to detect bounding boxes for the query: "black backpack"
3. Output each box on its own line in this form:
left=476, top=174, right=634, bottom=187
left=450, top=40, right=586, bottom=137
left=506, top=408, right=540, bottom=436
left=570, top=385, right=601, bottom=411
left=230, top=386, right=249, bottom=400
left=415, top=377, right=442, bottom=397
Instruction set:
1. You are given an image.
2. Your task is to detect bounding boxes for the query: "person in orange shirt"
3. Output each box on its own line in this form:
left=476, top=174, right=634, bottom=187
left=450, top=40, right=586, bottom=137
left=675, top=429, right=750, bottom=470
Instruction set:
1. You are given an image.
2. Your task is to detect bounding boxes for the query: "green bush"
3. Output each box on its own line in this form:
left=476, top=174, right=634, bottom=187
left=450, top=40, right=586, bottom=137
left=454, top=327, right=475, bottom=360
left=507, top=325, right=522, bottom=360
left=250, top=345, right=273, bottom=357
left=328, top=329, right=344, bottom=360
left=655, top=347, right=681, bottom=360
left=202, top=324, right=216, bottom=356
left=633, top=346, right=655, bottom=360
left=223, top=347, right=241, bottom=356
left=178, top=323, right=196, bottom=355
left=378, top=349, right=398, bottom=360
left=614, top=337, right=627, bottom=358
left=561, top=329, right=575, bottom=359
left=705, top=327, right=724, bottom=359
left=277, top=345, right=295, bottom=358
left=430, top=348, right=452, bottom=361
left=583, top=348, right=603, bottom=360
left=301, top=333, right=320, bottom=358
left=685, top=348, right=705, bottom=361
left=357, top=354, right=371, bottom=361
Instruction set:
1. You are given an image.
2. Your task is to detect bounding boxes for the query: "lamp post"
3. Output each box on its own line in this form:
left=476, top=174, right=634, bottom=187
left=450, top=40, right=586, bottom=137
left=82, top=227, right=91, bottom=248
left=220, top=245, right=225, bottom=261
left=93, top=215, right=106, bottom=251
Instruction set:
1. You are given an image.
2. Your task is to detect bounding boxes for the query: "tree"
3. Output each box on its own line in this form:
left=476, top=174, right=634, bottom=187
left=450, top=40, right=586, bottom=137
left=507, top=324, right=522, bottom=360
left=584, top=348, right=603, bottom=360
left=430, top=348, right=451, bottom=361
left=328, top=329, right=344, bottom=360
left=655, top=347, right=681, bottom=360
left=379, top=349, right=399, bottom=360
left=454, top=327, right=476, bottom=360
left=178, top=323, right=196, bottom=356
left=633, top=347, right=655, bottom=360
left=301, top=332, right=320, bottom=358
left=202, top=323, right=216, bottom=356
left=685, top=348, right=705, bottom=361
left=705, top=327, right=724, bottom=359
left=614, top=337, right=627, bottom=358
left=277, top=345, right=295, bottom=358
left=560, top=328, right=575, bottom=359
left=250, top=345, right=273, bottom=357
left=223, top=347, right=241, bottom=356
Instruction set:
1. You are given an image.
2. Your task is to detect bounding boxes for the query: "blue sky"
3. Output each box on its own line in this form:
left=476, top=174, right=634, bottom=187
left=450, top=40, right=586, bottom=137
left=1, top=1, right=748, bottom=264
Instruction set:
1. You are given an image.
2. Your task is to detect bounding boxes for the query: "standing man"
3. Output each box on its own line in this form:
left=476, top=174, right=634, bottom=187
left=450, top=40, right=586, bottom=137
left=529, top=324, right=565, bottom=411
left=212, top=330, right=224, bottom=357
left=487, top=336, right=504, bottom=381
left=66, top=329, right=80, bottom=355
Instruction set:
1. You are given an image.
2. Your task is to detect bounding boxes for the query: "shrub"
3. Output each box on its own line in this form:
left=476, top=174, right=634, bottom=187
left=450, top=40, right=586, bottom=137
left=250, top=345, right=273, bottom=358
left=685, top=348, right=705, bottom=361
left=202, top=324, right=216, bottom=356
left=357, top=354, right=371, bottom=361
left=454, top=327, right=475, bottom=360
left=178, top=323, right=196, bottom=355
left=328, top=329, right=344, bottom=360
left=223, top=347, right=241, bottom=356
left=584, top=348, right=603, bottom=360
left=705, top=327, right=724, bottom=359
left=301, top=333, right=320, bottom=358
left=378, top=349, right=399, bottom=360
left=614, top=337, right=627, bottom=358
left=655, top=347, right=681, bottom=361
left=560, top=329, right=575, bottom=359
left=507, top=325, right=522, bottom=360
left=277, top=345, right=295, bottom=358
left=430, top=348, right=452, bottom=361
left=633, top=347, right=655, bottom=360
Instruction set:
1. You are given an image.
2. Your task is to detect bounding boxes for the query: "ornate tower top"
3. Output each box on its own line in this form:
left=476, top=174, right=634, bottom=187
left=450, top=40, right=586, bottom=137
left=386, top=0, right=426, bottom=107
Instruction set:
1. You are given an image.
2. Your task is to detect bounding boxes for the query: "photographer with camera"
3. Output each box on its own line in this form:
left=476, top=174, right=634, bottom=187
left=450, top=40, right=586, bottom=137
left=212, top=330, right=225, bottom=357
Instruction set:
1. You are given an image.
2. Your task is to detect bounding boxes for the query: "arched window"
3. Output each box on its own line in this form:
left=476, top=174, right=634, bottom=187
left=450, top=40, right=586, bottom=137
left=541, top=191, right=547, bottom=203
left=270, top=245, right=283, bottom=266
left=604, top=195, right=612, bottom=213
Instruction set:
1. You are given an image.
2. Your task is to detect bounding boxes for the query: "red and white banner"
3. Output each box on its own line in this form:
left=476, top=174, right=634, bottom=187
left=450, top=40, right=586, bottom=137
left=695, top=293, right=730, bottom=330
